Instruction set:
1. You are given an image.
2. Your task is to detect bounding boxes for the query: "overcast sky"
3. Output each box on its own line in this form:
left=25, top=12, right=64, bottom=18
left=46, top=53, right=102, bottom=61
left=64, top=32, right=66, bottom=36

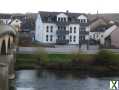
left=0, top=0, right=119, bottom=14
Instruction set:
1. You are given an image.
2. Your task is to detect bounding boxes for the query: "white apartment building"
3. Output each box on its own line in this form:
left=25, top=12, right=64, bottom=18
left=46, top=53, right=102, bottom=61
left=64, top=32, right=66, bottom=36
left=35, top=11, right=90, bottom=45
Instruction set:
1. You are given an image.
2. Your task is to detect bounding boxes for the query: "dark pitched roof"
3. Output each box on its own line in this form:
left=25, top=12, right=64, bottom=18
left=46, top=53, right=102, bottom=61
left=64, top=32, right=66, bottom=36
left=38, top=11, right=88, bottom=23
left=91, top=24, right=113, bottom=32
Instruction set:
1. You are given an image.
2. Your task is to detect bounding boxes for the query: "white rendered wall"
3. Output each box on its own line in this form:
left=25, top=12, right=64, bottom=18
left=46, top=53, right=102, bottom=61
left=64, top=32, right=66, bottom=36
left=68, top=24, right=80, bottom=44
left=35, top=14, right=44, bottom=42
left=43, top=23, right=57, bottom=43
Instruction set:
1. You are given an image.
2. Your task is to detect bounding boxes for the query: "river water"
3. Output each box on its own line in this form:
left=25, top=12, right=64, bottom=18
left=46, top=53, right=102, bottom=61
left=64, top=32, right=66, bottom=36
left=14, top=70, right=119, bottom=90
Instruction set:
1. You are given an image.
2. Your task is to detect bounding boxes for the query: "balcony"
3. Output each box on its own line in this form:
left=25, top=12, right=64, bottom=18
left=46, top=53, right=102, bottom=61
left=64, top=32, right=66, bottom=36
left=79, top=31, right=89, bottom=35
left=56, top=30, right=69, bottom=35
left=56, top=39, right=69, bottom=44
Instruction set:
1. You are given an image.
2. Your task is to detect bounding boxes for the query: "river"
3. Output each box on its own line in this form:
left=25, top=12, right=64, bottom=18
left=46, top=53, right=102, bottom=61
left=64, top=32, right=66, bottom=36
left=14, top=70, right=119, bottom=90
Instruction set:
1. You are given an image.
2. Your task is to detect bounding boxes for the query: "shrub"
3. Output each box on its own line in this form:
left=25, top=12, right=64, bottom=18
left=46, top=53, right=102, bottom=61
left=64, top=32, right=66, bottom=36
left=70, top=52, right=94, bottom=64
left=95, top=49, right=118, bottom=65
left=34, top=47, right=48, bottom=64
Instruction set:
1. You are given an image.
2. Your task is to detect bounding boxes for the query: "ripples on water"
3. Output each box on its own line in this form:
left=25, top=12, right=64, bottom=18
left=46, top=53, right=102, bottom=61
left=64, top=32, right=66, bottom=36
left=14, top=70, right=119, bottom=90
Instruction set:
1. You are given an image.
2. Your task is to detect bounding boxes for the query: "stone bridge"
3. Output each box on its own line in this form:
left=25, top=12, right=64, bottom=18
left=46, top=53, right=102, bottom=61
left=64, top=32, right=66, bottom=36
left=0, top=24, right=16, bottom=90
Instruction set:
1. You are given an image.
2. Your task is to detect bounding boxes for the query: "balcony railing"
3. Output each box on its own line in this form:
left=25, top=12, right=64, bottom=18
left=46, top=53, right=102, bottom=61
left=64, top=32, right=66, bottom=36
left=79, top=31, right=89, bottom=35
left=56, top=30, right=69, bottom=35
left=56, top=39, right=69, bottom=44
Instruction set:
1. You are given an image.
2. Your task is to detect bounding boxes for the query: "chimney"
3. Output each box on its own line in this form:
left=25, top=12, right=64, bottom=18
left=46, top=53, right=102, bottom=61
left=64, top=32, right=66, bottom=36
left=66, top=10, right=69, bottom=14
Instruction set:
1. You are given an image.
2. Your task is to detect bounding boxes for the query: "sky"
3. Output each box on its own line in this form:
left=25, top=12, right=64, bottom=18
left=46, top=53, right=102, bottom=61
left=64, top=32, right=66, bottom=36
left=0, top=0, right=119, bottom=14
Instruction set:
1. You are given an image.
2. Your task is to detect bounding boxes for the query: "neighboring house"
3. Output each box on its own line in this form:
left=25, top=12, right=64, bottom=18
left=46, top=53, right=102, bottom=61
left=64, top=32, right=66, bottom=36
left=35, top=11, right=90, bottom=45
left=89, top=17, right=118, bottom=46
left=89, top=25, right=108, bottom=45
left=110, top=27, right=119, bottom=48
left=104, top=26, right=119, bottom=48
left=90, top=24, right=118, bottom=47
left=100, top=24, right=118, bottom=45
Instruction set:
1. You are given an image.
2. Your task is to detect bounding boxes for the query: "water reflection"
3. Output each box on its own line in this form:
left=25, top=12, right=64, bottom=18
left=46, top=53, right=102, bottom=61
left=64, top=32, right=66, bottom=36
left=15, top=70, right=119, bottom=90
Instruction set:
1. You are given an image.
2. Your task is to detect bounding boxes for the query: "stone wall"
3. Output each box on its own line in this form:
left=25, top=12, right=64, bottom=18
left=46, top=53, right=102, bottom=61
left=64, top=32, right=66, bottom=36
left=0, top=63, right=8, bottom=90
left=0, top=54, right=15, bottom=90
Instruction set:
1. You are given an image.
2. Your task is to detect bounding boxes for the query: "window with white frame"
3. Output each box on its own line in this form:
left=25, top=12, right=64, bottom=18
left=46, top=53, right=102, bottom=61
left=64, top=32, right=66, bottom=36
left=46, top=35, right=48, bottom=41
left=51, top=26, right=53, bottom=32
left=74, top=27, right=76, bottom=33
left=70, top=35, right=72, bottom=42
left=70, top=27, right=72, bottom=33
left=46, top=26, right=49, bottom=32
left=50, top=35, right=53, bottom=41
left=73, top=36, right=76, bottom=42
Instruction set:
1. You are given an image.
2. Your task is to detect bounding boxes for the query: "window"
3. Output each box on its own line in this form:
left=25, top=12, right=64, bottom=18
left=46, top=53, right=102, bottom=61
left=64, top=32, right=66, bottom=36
left=93, top=34, right=95, bottom=39
left=74, top=27, right=76, bottom=33
left=64, top=26, right=66, bottom=30
left=63, top=36, right=65, bottom=40
left=58, top=18, right=60, bottom=21
left=70, top=27, right=72, bottom=33
left=61, top=18, right=63, bottom=22
left=50, top=35, right=53, bottom=41
left=83, top=19, right=85, bottom=23
left=70, top=35, right=72, bottom=42
left=73, top=36, right=76, bottom=42
left=83, top=36, right=85, bottom=40
left=58, top=26, right=60, bottom=30
left=46, top=26, right=49, bottom=32
left=90, top=35, right=92, bottom=39
left=51, top=26, right=53, bottom=32
left=101, top=35, right=103, bottom=37
left=46, top=35, right=48, bottom=41
left=97, top=34, right=98, bottom=38
left=80, top=19, right=83, bottom=23
left=64, top=18, right=66, bottom=22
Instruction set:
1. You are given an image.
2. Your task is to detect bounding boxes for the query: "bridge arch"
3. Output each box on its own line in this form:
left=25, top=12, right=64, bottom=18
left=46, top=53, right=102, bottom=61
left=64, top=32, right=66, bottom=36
left=0, top=24, right=17, bottom=90
left=1, top=40, right=6, bottom=55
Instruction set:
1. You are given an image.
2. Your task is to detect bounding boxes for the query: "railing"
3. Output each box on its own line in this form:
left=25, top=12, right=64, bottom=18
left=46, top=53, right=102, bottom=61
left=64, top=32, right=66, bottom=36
left=56, top=30, right=69, bottom=35
left=79, top=31, right=89, bottom=34
left=56, top=39, right=69, bottom=44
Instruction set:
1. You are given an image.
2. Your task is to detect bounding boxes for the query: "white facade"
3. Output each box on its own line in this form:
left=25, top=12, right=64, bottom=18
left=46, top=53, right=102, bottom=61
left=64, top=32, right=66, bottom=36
left=43, top=23, right=57, bottom=43
left=35, top=14, right=44, bottom=42
left=35, top=12, right=89, bottom=45
left=68, top=24, right=80, bottom=44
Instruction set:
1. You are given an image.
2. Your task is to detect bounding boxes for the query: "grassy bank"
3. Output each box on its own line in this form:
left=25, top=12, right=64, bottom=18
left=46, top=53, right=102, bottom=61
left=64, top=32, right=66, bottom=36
left=16, top=50, right=119, bottom=75
left=16, top=54, right=72, bottom=69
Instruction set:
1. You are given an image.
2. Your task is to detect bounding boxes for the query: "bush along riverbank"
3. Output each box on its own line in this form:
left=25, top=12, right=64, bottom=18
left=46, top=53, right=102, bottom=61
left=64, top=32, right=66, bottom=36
left=16, top=49, right=119, bottom=76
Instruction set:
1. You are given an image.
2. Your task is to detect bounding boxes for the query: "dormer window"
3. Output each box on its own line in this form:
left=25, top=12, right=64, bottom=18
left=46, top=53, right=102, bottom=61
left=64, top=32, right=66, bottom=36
left=58, top=18, right=60, bottom=21
left=78, top=15, right=88, bottom=23
left=61, top=18, right=63, bottom=22
left=57, top=13, right=68, bottom=22
left=64, top=18, right=66, bottom=22
left=80, top=19, right=87, bottom=23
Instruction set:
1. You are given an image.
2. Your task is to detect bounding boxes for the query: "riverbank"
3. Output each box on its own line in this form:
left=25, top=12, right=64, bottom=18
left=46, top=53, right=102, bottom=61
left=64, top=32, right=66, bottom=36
left=16, top=54, right=71, bottom=69
left=16, top=50, right=119, bottom=76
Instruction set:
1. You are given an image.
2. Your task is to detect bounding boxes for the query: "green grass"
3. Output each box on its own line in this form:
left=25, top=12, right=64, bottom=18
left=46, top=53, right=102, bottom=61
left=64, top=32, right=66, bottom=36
left=16, top=54, right=72, bottom=69
left=16, top=54, right=71, bottom=64
left=16, top=50, right=119, bottom=71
